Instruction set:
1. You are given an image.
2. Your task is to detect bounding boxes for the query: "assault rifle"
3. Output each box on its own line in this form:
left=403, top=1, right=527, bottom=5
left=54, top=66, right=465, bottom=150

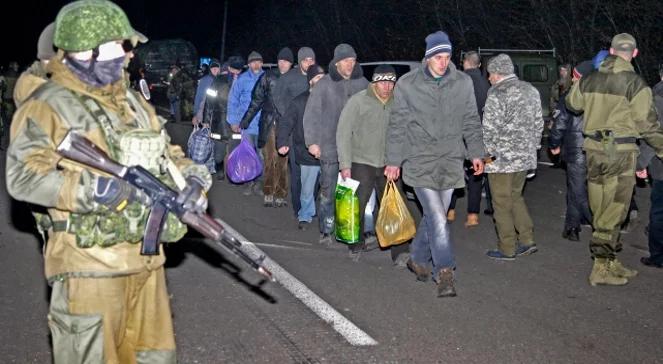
left=56, top=131, right=273, bottom=281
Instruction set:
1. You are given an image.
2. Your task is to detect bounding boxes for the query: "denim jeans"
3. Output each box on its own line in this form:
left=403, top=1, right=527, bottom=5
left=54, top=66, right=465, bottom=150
left=412, top=188, right=455, bottom=274
left=648, top=179, right=663, bottom=264
left=298, top=165, right=320, bottom=222
left=565, top=161, right=592, bottom=229
left=289, top=136, right=302, bottom=214
left=318, top=160, right=338, bottom=234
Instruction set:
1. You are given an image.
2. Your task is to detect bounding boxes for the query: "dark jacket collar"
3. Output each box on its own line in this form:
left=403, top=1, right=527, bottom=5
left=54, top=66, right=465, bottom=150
left=329, top=61, right=364, bottom=82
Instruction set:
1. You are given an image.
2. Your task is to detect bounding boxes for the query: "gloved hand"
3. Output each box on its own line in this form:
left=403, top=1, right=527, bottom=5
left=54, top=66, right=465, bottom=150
left=94, top=176, right=150, bottom=212
left=177, top=176, right=208, bottom=213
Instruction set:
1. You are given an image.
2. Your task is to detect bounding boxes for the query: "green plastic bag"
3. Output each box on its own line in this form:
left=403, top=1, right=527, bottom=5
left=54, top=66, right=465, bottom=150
left=335, top=176, right=361, bottom=244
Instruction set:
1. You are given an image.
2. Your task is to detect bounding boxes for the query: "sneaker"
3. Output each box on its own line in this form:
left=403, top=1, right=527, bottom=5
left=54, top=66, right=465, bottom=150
left=640, top=256, right=663, bottom=268
left=515, top=244, right=538, bottom=257
left=393, top=253, right=410, bottom=269
left=263, top=195, right=274, bottom=207
left=298, top=221, right=309, bottom=231
left=483, top=208, right=494, bottom=216
left=253, top=182, right=264, bottom=196
left=242, top=182, right=255, bottom=196
left=319, top=233, right=334, bottom=246
left=274, top=197, right=287, bottom=207
left=486, top=249, right=516, bottom=261
left=362, top=234, right=379, bottom=252
left=526, top=169, right=536, bottom=179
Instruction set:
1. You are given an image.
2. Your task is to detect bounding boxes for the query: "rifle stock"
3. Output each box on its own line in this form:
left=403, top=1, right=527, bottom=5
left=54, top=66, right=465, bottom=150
left=56, top=131, right=273, bottom=281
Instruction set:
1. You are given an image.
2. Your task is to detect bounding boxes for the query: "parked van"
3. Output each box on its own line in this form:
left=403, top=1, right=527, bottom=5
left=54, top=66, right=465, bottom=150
left=468, top=48, right=558, bottom=118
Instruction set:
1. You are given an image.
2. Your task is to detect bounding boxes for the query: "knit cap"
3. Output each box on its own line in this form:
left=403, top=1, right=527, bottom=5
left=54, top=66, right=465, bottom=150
left=331, top=43, right=357, bottom=64
left=297, top=47, right=315, bottom=63
left=487, top=53, right=514, bottom=75
left=277, top=47, right=294, bottom=63
left=425, top=31, right=452, bottom=59
left=247, top=51, right=262, bottom=63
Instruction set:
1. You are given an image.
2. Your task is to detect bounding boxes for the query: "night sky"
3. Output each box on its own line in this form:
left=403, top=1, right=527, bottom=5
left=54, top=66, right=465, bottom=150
left=6, top=0, right=663, bottom=82
left=5, top=0, right=246, bottom=67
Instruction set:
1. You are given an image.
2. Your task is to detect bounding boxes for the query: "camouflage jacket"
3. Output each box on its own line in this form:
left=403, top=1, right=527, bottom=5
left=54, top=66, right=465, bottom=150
left=14, top=61, right=49, bottom=108
left=483, top=75, right=543, bottom=173
left=567, top=55, right=663, bottom=156
left=5, top=56, right=210, bottom=280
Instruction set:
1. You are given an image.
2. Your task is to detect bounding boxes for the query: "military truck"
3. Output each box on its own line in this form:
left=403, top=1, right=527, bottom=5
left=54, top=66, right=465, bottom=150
left=465, top=48, right=558, bottom=118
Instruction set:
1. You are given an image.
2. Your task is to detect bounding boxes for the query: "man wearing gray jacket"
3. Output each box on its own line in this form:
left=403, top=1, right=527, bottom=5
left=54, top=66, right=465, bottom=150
left=385, top=31, right=485, bottom=298
left=304, top=44, right=368, bottom=246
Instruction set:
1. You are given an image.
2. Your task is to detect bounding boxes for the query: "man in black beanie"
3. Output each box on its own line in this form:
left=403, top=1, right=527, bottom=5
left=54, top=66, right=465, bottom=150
left=304, top=43, right=368, bottom=246
left=276, top=46, right=317, bottom=215
left=240, top=47, right=293, bottom=206
left=277, top=64, right=325, bottom=230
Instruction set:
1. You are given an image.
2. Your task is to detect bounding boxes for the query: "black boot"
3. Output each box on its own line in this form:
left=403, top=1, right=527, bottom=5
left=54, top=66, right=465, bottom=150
left=562, top=227, right=580, bottom=241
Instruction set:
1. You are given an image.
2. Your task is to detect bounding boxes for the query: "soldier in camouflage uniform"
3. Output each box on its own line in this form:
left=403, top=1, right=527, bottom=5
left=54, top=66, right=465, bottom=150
left=5, top=1, right=211, bottom=363
left=483, top=53, right=544, bottom=260
left=567, top=33, right=663, bottom=286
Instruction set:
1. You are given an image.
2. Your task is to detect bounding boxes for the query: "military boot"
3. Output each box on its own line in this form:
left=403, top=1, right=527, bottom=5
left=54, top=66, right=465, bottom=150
left=436, top=268, right=457, bottom=298
left=607, top=258, right=638, bottom=279
left=406, top=259, right=431, bottom=282
left=589, top=258, right=628, bottom=286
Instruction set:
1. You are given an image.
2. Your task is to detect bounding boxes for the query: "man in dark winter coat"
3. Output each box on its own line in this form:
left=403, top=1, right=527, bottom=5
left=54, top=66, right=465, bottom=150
left=549, top=61, right=594, bottom=241
left=385, top=31, right=485, bottom=298
left=275, top=47, right=316, bottom=214
left=240, top=47, right=293, bottom=207
left=636, top=67, right=663, bottom=269
left=303, top=43, right=368, bottom=246
left=448, top=50, right=492, bottom=227
left=277, top=64, right=325, bottom=230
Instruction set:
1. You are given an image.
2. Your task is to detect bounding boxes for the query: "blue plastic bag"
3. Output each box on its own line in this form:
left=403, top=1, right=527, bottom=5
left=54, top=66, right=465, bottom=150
left=226, top=135, right=262, bottom=183
left=187, top=125, right=213, bottom=164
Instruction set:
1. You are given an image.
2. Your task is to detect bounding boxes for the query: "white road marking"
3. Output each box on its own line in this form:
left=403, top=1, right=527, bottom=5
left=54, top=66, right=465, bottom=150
left=537, top=161, right=555, bottom=166
left=219, top=222, right=379, bottom=346
left=253, top=242, right=307, bottom=250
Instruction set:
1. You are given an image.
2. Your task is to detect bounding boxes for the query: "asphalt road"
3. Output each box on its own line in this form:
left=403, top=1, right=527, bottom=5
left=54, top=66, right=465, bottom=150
left=1, top=140, right=662, bottom=363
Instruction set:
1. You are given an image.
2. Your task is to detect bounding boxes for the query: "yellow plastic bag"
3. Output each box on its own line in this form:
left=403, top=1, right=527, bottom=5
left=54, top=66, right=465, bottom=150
left=376, top=181, right=416, bottom=248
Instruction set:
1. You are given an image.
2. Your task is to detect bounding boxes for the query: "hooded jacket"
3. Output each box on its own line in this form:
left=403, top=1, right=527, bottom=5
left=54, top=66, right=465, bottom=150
left=303, top=61, right=368, bottom=162
left=567, top=55, right=663, bottom=155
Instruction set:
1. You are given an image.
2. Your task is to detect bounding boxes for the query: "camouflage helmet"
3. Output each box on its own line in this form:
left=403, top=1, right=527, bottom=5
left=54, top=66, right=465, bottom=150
left=54, top=0, right=140, bottom=52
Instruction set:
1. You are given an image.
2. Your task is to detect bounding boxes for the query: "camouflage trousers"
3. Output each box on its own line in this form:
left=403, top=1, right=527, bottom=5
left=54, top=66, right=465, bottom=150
left=586, top=150, right=637, bottom=259
left=48, top=267, right=176, bottom=364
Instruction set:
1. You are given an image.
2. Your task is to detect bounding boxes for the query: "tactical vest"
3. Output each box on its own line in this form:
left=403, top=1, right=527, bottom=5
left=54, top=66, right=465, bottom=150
left=29, top=81, right=187, bottom=248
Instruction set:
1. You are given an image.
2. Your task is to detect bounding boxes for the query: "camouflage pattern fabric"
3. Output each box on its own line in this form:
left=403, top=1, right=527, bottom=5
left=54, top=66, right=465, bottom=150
left=54, top=0, right=138, bottom=52
left=483, top=75, right=544, bottom=173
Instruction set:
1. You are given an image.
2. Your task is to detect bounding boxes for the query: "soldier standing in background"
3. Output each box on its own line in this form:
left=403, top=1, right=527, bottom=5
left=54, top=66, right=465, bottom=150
left=567, top=33, right=663, bottom=286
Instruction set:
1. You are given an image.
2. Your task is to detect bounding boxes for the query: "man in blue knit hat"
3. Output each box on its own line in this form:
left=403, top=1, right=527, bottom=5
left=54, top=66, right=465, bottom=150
left=385, top=31, right=485, bottom=297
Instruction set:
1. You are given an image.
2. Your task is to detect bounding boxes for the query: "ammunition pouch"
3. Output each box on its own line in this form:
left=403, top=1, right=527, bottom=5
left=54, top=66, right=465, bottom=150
left=51, top=203, right=187, bottom=249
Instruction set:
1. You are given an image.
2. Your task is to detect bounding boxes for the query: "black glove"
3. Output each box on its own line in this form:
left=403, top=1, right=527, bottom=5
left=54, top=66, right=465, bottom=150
left=94, top=176, right=150, bottom=212
left=177, top=176, right=208, bottom=213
